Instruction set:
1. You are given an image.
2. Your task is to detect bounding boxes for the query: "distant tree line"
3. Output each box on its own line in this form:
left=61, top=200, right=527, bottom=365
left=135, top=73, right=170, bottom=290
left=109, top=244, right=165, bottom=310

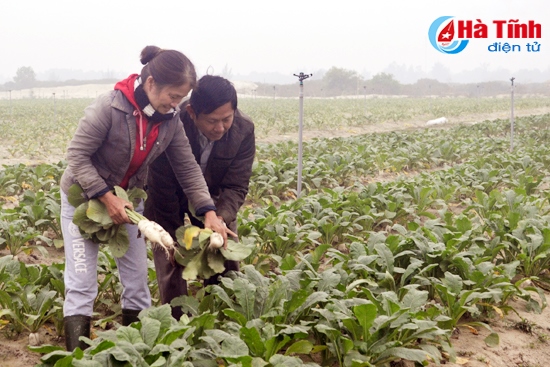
left=2, top=65, right=548, bottom=97
left=1, top=66, right=118, bottom=91
left=255, top=66, right=550, bottom=97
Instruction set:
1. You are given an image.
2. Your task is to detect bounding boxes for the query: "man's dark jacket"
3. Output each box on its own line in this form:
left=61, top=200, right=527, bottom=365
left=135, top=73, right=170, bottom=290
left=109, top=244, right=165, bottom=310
left=144, top=103, right=256, bottom=237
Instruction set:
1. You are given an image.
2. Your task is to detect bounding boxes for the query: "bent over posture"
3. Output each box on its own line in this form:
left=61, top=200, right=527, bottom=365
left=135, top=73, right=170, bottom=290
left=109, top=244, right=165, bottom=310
left=144, top=75, right=255, bottom=320
left=60, top=47, right=232, bottom=351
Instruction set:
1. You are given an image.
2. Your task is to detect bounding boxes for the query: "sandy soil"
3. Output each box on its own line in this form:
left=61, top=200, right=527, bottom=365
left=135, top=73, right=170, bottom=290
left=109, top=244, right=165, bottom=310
left=2, top=106, right=550, bottom=366
left=431, top=296, right=550, bottom=367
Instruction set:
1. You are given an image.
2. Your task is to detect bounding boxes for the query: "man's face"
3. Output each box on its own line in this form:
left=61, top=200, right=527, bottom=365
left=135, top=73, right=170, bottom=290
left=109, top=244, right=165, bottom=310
left=188, top=102, right=234, bottom=141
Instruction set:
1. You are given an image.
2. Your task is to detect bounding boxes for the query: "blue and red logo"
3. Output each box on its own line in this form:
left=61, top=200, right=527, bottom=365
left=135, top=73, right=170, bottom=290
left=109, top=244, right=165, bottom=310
left=429, top=16, right=542, bottom=55
left=429, top=16, right=469, bottom=54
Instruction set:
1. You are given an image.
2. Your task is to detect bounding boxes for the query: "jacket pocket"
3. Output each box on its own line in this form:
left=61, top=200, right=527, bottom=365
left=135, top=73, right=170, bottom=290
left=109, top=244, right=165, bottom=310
left=95, top=165, right=114, bottom=185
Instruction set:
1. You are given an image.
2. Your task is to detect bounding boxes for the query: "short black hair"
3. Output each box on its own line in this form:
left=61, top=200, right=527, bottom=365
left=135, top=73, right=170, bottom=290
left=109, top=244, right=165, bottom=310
left=189, top=75, right=237, bottom=115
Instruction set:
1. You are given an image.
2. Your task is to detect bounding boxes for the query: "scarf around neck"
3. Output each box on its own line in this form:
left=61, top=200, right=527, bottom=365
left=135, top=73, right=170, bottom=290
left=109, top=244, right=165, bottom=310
left=114, top=74, right=176, bottom=122
left=134, top=81, right=177, bottom=123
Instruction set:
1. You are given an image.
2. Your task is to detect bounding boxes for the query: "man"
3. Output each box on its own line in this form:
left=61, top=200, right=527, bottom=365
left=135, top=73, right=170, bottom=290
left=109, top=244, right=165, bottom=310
left=144, top=75, right=255, bottom=319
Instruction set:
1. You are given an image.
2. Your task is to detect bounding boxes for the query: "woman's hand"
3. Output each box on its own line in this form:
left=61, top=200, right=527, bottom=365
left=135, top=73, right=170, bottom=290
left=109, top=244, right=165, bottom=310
left=99, top=191, right=133, bottom=225
left=203, top=211, right=236, bottom=249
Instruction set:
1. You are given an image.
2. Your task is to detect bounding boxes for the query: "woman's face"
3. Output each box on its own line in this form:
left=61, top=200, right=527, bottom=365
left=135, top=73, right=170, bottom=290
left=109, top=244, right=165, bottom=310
left=144, top=76, right=191, bottom=114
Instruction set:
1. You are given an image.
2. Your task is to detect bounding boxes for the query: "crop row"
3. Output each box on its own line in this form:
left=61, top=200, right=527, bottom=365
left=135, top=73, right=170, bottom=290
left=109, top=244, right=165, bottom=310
left=1, top=96, right=549, bottom=160
left=1, top=113, right=550, bottom=366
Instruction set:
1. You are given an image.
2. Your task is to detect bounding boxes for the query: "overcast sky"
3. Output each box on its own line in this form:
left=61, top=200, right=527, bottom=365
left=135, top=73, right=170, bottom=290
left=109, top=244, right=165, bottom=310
left=1, top=0, right=547, bottom=82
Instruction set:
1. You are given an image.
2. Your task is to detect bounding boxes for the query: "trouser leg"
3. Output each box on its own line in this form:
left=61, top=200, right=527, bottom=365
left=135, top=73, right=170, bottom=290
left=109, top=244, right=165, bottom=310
left=153, top=245, right=187, bottom=320
left=115, top=200, right=151, bottom=312
left=61, top=191, right=98, bottom=317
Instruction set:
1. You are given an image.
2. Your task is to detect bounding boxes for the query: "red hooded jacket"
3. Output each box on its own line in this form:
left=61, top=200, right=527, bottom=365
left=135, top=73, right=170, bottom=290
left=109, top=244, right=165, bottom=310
left=114, top=74, right=160, bottom=189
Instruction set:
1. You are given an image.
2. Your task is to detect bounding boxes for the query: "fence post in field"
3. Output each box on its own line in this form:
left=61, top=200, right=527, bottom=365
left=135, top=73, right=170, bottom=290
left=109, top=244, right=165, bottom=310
left=510, top=77, right=515, bottom=152
left=293, top=72, right=312, bottom=198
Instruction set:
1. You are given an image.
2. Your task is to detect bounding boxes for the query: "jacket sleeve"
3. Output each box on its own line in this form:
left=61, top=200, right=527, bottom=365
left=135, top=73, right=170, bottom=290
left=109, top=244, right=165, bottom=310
left=215, top=124, right=256, bottom=225
left=66, top=93, right=113, bottom=199
left=164, top=124, right=216, bottom=215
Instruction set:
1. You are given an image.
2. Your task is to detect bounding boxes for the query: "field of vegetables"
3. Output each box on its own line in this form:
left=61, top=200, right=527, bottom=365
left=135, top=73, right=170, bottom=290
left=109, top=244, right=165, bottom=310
left=1, top=96, right=550, bottom=367
left=1, top=95, right=550, bottom=161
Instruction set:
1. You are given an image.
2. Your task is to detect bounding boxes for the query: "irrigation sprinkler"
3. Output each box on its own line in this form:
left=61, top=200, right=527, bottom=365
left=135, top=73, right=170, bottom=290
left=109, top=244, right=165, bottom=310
left=293, top=72, right=312, bottom=198
left=8, top=90, right=12, bottom=117
left=510, top=77, right=515, bottom=152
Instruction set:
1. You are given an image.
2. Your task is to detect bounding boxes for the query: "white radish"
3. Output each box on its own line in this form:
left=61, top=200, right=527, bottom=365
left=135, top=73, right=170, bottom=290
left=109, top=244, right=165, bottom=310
left=209, top=232, right=224, bottom=251
left=154, top=223, right=174, bottom=249
left=137, top=219, right=174, bottom=259
left=160, top=231, right=174, bottom=248
left=138, top=220, right=162, bottom=244
left=148, top=221, right=174, bottom=248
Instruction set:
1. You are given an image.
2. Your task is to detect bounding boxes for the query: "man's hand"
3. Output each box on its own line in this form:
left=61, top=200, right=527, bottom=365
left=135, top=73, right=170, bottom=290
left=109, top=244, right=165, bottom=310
left=204, top=211, right=237, bottom=249
left=98, top=191, right=133, bottom=225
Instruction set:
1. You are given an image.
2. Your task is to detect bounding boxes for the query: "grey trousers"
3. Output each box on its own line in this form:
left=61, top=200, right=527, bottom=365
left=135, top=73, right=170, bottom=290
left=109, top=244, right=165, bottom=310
left=61, top=191, right=151, bottom=317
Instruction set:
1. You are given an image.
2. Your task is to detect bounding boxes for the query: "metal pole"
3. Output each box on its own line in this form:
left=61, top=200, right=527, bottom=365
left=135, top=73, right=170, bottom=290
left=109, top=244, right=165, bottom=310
left=297, top=82, right=304, bottom=197
left=429, top=84, right=432, bottom=115
left=363, top=86, right=367, bottom=116
left=510, top=77, right=515, bottom=152
left=273, top=86, right=276, bottom=123
left=293, top=72, right=312, bottom=198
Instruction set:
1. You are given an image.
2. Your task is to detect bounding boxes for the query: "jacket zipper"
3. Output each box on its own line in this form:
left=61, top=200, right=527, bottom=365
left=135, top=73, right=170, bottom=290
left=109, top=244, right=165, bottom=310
left=133, top=110, right=146, bottom=150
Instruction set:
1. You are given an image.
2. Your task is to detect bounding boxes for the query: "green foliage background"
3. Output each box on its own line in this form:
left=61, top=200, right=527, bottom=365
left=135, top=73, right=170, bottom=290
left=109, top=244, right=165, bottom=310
left=1, top=97, right=550, bottom=366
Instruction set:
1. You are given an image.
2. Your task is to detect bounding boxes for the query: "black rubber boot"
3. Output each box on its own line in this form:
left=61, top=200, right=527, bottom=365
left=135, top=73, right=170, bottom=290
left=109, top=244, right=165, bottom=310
left=122, top=309, right=141, bottom=326
left=64, top=315, right=91, bottom=351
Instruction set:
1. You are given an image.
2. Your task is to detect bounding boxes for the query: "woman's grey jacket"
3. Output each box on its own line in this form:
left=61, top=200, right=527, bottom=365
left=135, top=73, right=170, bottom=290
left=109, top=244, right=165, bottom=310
left=60, top=90, right=215, bottom=213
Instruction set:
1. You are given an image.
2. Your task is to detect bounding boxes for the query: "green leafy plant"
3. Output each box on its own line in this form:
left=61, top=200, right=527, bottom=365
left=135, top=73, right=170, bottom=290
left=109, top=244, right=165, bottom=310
left=0, top=217, right=50, bottom=256
left=429, top=271, right=500, bottom=347
left=0, top=259, right=62, bottom=341
left=173, top=219, right=253, bottom=281
left=33, top=304, right=217, bottom=366
left=68, top=184, right=173, bottom=257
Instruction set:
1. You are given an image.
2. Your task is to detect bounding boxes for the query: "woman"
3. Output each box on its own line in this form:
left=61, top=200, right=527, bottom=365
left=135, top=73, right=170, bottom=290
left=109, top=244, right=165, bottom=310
left=59, top=45, right=233, bottom=351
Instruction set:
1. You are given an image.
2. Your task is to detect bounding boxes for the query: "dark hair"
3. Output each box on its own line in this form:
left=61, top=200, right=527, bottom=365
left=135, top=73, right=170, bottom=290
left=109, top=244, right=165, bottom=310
left=189, top=75, right=237, bottom=116
left=139, top=45, right=197, bottom=88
